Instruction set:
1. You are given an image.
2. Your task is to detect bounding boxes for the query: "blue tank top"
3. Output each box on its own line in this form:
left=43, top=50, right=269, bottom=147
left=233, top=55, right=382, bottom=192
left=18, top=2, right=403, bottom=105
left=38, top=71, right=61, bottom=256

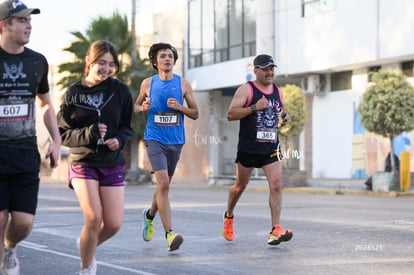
left=144, top=74, right=185, bottom=144
left=237, top=81, right=283, bottom=154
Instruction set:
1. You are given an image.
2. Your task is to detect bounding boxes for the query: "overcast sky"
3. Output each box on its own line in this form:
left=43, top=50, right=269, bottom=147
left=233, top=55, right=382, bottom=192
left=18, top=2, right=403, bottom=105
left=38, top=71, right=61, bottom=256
left=24, top=0, right=135, bottom=64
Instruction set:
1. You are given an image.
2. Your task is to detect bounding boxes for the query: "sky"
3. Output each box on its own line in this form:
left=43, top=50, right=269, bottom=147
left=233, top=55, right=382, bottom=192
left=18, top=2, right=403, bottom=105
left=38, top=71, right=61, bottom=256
left=23, top=0, right=135, bottom=64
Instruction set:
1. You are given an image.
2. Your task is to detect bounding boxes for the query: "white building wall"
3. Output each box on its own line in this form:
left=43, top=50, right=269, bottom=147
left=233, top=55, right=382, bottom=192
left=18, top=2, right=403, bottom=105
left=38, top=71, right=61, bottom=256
left=312, top=91, right=355, bottom=178
left=307, top=72, right=371, bottom=179
left=256, top=0, right=275, bottom=54
left=380, top=0, right=414, bottom=58
left=278, top=0, right=379, bottom=74
left=278, top=0, right=414, bottom=75
left=184, top=0, right=414, bottom=180
left=187, top=58, right=253, bottom=91
left=275, top=0, right=414, bottom=178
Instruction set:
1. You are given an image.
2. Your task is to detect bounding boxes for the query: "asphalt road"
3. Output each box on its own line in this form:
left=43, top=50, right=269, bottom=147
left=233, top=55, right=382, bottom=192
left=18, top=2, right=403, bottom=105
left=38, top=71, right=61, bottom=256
left=12, top=179, right=414, bottom=275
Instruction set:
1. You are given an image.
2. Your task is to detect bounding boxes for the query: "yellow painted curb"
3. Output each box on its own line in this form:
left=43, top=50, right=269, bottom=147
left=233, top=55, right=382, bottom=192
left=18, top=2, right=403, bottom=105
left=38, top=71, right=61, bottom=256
left=281, top=187, right=414, bottom=197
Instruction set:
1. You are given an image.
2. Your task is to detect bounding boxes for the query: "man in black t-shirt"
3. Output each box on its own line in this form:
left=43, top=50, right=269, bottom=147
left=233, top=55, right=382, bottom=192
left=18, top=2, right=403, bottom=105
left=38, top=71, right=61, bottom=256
left=0, top=1, right=61, bottom=274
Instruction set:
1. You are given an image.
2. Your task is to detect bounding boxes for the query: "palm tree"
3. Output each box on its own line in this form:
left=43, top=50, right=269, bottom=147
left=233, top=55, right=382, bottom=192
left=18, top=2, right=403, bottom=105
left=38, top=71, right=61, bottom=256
left=56, top=31, right=89, bottom=89
left=57, top=12, right=139, bottom=90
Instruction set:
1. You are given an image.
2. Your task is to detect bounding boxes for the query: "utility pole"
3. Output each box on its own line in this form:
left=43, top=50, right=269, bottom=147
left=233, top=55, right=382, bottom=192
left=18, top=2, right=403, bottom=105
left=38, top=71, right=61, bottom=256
left=128, top=0, right=139, bottom=174
left=131, top=0, right=138, bottom=65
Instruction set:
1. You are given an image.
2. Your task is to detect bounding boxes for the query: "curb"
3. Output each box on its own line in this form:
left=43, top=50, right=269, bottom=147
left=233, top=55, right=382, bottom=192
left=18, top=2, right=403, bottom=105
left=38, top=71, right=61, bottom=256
left=281, top=187, right=414, bottom=197
left=41, top=176, right=414, bottom=197
left=243, top=185, right=414, bottom=197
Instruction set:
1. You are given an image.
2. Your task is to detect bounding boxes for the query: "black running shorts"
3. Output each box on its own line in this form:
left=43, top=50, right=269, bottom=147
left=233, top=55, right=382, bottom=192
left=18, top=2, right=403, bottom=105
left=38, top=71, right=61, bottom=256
left=236, top=149, right=283, bottom=168
left=0, top=172, right=40, bottom=215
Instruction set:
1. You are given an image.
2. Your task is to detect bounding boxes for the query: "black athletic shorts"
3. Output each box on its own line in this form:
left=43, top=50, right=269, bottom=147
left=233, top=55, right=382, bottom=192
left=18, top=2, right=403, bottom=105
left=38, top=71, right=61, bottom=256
left=0, top=142, right=40, bottom=215
left=0, top=172, right=40, bottom=215
left=236, top=149, right=283, bottom=168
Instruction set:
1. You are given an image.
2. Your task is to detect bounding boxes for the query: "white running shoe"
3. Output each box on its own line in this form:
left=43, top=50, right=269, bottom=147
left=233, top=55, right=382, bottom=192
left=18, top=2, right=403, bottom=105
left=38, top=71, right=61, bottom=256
left=78, top=258, right=97, bottom=275
left=1, top=246, right=20, bottom=275
left=76, top=237, right=97, bottom=275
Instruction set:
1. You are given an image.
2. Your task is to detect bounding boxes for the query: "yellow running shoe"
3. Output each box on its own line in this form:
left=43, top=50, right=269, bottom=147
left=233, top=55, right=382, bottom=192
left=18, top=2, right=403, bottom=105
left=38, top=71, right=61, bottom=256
left=142, top=209, right=154, bottom=241
left=166, top=230, right=183, bottom=251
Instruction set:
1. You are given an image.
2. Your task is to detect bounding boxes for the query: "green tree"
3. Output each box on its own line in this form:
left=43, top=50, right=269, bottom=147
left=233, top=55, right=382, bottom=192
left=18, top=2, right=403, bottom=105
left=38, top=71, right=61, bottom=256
left=278, top=84, right=306, bottom=169
left=57, top=12, right=140, bottom=90
left=57, top=11, right=152, bottom=174
left=358, top=68, right=414, bottom=171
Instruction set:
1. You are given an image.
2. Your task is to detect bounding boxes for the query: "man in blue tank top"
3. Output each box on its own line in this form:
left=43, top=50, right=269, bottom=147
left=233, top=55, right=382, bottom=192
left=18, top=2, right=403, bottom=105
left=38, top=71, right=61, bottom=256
left=135, top=43, right=199, bottom=252
left=222, top=54, right=293, bottom=246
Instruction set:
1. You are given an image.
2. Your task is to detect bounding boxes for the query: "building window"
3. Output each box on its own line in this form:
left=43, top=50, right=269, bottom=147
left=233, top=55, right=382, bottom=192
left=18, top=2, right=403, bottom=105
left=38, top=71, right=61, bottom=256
left=368, top=66, right=381, bottom=82
left=331, top=71, right=352, bottom=91
left=188, top=0, right=256, bottom=68
left=401, top=61, right=413, bottom=77
left=302, top=0, right=336, bottom=17
left=215, top=0, right=228, bottom=63
left=188, top=0, right=202, bottom=68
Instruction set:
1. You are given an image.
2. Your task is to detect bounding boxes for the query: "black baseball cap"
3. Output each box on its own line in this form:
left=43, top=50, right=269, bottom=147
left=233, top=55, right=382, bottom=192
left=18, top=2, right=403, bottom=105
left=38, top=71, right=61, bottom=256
left=0, top=0, right=40, bottom=21
left=253, top=54, right=277, bottom=68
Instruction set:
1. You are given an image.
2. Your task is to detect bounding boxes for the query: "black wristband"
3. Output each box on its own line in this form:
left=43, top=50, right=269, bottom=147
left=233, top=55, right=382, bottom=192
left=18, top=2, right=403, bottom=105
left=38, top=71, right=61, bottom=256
left=250, top=104, right=257, bottom=113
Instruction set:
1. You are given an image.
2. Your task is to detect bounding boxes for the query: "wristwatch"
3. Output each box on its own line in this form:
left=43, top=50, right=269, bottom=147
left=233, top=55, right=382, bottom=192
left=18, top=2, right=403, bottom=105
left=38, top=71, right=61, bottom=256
left=250, top=104, right=257, bottom=113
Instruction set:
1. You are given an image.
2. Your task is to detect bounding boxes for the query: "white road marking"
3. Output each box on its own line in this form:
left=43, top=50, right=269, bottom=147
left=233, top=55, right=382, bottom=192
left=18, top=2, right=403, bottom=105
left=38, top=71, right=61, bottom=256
left=20, top=241, right=156, bottom=275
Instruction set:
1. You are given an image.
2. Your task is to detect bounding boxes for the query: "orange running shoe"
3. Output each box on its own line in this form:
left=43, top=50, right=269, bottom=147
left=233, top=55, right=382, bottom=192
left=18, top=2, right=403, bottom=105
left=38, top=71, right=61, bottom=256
left=267, top=224, right=293, bottom=245
left=222, top=212, right=234, bottom=241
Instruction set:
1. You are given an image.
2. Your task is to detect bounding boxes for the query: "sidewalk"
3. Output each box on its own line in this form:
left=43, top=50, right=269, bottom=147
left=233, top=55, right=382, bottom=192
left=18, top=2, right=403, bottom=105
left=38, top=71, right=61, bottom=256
left=297, top=179, right=412, bottom=197
left=214, top=177, right=414, bottom=197
left=285, top=178, right=414, bottom=197
left=41, top=175, right=414, bottom=198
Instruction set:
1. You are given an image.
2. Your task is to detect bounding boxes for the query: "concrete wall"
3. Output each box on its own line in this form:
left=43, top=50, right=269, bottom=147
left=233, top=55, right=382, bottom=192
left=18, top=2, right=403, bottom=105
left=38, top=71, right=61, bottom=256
left=277, top=0, right=414, bottom=75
